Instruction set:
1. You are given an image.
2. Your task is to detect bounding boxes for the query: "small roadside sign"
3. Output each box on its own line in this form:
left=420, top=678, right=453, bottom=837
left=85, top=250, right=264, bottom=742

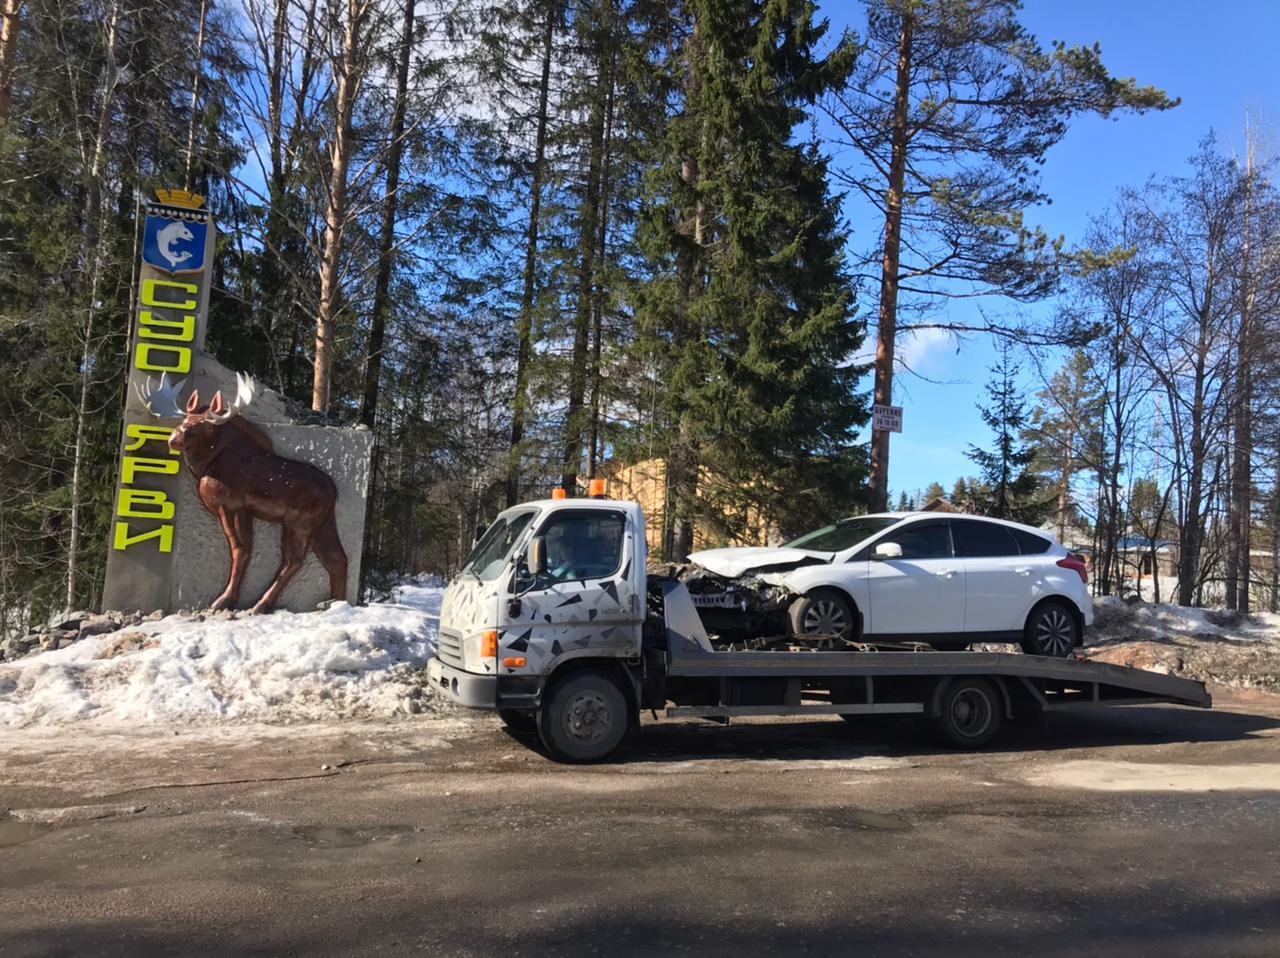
left=872, top=404, right=903, bottom=433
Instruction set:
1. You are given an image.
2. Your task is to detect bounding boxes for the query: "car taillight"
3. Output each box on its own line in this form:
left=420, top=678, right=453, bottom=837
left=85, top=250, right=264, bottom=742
left=1056, top=556, right=1088, bottom=585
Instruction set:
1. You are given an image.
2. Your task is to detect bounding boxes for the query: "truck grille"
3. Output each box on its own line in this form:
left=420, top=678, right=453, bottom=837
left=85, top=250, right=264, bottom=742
left=435, top=628, right=464, bottom=669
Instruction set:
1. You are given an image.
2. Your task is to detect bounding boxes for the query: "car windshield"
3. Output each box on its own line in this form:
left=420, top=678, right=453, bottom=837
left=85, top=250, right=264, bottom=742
left=783, top=516, right=902, bottom=553
left=459, top=510, right=537, bottom=581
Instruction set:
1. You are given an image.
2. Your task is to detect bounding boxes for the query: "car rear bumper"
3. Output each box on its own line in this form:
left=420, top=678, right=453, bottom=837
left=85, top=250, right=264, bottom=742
left=427, top=657, right=496, bottom=710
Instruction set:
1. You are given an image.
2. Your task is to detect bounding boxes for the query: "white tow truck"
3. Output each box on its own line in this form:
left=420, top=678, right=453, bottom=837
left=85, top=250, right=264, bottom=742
left=427, top=490, right=1210, bottom=762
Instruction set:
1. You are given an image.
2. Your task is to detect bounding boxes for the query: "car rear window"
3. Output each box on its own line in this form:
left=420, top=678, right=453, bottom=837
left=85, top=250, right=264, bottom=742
left=951, top=519, right=1019, bottom=558
left=1011, top=528, right=1052, bottom=555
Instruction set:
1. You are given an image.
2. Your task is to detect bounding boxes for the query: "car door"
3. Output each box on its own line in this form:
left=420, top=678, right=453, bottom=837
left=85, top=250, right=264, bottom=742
left=951, top=518, right=1026, bottom=633
left=860, top=519, right=963, bottom=636
left=501, top=508, right=642, bottom=672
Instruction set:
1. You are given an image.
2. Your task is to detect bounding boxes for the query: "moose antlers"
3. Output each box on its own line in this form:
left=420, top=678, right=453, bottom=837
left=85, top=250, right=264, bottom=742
left=139, top=372, right=257, bottom=421
left=190, top=373, right=256, bottom=422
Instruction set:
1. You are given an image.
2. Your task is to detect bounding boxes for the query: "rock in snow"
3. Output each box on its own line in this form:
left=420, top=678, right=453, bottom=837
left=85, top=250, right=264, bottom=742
left=0, top=582, right=445, bottom=727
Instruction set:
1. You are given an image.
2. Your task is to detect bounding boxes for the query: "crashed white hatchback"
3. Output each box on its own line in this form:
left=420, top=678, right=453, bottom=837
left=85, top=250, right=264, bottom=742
left=685, top=512, right=1093, bottom=658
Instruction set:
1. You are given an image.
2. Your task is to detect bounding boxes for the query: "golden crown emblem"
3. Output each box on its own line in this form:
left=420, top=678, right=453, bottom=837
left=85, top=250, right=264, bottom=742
left=154, top=189, right=206, bottom=209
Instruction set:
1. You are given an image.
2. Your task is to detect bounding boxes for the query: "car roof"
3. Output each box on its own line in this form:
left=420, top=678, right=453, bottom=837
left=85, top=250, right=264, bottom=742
left=841, top=512, right=1055, bottom=540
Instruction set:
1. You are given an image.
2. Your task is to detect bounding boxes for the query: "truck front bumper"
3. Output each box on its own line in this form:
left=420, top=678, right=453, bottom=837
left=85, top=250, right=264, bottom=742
left=427, top=657, right=496, bottom=709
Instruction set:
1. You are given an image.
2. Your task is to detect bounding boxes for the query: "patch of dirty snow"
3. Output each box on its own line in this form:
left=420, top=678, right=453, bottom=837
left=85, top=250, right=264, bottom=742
left=1091, top=596, right=1280, bottom=643
left=1083, top=596, right=1280, bottom=693
left=1025, top=760, right=1280, bottom=792
left=0, top=582, right=447, bottom=727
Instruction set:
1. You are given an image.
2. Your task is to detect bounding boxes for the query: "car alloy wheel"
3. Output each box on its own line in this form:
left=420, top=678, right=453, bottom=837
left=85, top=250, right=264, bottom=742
left=1035, top=606, right=1075, bottom=657
left=802, top=599, right=849, bottom=636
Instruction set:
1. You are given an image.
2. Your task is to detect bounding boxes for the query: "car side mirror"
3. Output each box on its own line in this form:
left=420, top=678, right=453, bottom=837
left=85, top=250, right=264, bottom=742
left=873, top=541, right=903, bottom=560
left=528, top=536, right=548, bottom=576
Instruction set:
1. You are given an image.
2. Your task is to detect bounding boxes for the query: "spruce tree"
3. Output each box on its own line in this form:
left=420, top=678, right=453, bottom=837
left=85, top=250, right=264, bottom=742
left=967, top=343, right=1046, bottom=524
left=633, top=0, right=867, bottom=554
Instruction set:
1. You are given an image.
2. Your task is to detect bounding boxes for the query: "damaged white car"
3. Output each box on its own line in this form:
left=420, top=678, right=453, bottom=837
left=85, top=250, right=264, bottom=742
left=684, top=513, right=1093, bottom=658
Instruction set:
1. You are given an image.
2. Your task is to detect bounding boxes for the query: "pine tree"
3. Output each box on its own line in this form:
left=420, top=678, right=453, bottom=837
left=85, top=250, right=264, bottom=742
left=828, top=0, right=1179, bottom=510
left=967, top=343, right=1046, bottom=524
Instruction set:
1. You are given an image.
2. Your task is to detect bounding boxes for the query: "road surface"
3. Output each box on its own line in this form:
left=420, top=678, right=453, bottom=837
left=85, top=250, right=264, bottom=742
left=2, top=689, right=1280, bottom=956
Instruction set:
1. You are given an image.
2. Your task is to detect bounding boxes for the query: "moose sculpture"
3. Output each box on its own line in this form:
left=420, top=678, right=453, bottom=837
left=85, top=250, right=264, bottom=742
left=141, top=374, right=348, bottom=613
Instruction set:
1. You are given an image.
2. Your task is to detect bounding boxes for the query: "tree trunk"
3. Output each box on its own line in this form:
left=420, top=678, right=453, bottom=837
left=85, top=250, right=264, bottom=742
left=67, top=0, right=123, bottom=610
left=868, top=8, right=913, bottom=513
left=587, top=59, right=616, bottom=480
left=359, top=0, right=413, bottom=429
left=0, top=0, right=21, bottom=121
left=505, top=2, right=556, bottom=506
left=183, top=0, right=209, bottom=189
left=561, top=7, right=611, bottom=491
left=313, top=0, right=368, bottom=412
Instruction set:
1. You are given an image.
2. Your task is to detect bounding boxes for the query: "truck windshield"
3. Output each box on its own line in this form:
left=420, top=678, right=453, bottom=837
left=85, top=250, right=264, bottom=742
left=460, top=510, right=536, bottom=581
left=783, top=517, right=901, bottom=553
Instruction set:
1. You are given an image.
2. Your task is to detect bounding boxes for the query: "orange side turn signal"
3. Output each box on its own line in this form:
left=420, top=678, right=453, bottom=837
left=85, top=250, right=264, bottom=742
left=502, top=656, right=527, bottom=669
left=480, top=630, right=499, bottom=658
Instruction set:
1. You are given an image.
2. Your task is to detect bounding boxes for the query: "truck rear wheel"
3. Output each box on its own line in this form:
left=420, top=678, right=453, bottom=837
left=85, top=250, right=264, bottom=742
left=933, top=677, right=1003, bottom=749
left=538, top=670, right=629, bottom=763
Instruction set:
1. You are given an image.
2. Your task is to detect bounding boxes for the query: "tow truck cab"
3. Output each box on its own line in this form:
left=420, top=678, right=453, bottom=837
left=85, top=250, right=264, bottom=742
left=428, top=496, right=648, bottom=714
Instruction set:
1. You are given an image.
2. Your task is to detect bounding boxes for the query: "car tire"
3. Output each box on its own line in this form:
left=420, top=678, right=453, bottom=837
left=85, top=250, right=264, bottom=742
left=1022, top=600, right=1079, bottom=658
left=933, top=677, right=1004, bottom=749
left=788, top=589, right=855, bottom=641
left=498, top=708, right=539, bottom=735
left=537, top=670, right=629, bottom=763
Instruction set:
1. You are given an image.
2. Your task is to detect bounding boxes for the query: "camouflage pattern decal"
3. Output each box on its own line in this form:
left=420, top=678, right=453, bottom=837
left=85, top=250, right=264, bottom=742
left=439, top=574, right=501, bottom=675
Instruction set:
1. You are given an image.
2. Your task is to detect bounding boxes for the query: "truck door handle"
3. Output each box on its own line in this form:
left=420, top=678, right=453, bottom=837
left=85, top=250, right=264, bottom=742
left=1015, top=567, right=1032, bottom=576
left=935, top=569, right=957, bottom=579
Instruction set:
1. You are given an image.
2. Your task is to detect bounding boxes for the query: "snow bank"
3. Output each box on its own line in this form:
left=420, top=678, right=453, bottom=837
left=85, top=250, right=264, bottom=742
left=0, top=582, right=445, bottom=727
left=1091, top=595, right=1280, bottom=644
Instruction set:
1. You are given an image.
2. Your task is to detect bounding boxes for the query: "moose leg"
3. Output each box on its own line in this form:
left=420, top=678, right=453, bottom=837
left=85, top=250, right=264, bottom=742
left=250, top=525, right=308, bottom=614
left=311, top=511, right=349, bottom=602
left=210, top=509, right=253, bottom=611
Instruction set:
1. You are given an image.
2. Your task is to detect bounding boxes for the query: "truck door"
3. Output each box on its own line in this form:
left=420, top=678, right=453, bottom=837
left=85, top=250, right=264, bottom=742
left=501, top=507, right=643, bottom=672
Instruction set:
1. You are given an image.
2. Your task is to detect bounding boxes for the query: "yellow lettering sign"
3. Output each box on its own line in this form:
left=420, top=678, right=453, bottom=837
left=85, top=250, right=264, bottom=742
left=135, top=342, right=191, bottom=375
left=138, top=310, right=197, bottom=342
left=124, top=423, right=178, bottom=453
left=118, top=488, right=176, bottom=521
left=121, top=456, right=180, bottom=484
left=141, top=278, right=198, bottom=312
left=113, top=521, right=174, bottom=553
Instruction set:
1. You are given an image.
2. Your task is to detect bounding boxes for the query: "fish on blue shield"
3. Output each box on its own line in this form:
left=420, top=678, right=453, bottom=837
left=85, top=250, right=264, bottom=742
left=142, top=213, right=208, bottom=275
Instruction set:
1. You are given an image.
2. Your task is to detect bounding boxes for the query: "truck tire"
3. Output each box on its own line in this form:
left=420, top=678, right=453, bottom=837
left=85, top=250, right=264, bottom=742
left=498, top=708, right=538, bottom=736
left=1021, top=600, right=1079, bottom=658
left=538, top=670, right=629, bottom=763
left=933, top=677, right=1003, bottom=749
left=788, top=589, right=855, bottom=641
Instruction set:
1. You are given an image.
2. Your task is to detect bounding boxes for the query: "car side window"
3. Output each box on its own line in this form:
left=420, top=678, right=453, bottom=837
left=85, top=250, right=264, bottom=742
left=952, top=519, right=1019, bottom=558
left=536, top=512, right=626, bottom=585
left=1011, top=528, right=1052, bottom=555
left=881, top=521, right=952, bottom=560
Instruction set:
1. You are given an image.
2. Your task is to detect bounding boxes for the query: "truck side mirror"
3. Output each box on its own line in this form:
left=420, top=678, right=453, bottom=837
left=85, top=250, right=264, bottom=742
left=873, top=541, right=903, bottom=560
left=528, top=536, right=548, bottom=576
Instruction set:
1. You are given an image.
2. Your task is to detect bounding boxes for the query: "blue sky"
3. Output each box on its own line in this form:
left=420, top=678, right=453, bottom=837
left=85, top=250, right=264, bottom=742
left=816, top=0, right=1280, bottom=504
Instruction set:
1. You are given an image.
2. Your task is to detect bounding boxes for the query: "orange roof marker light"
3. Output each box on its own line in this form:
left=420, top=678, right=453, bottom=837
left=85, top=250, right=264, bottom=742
left=588, top=478, right=608, bottom=499
left=551, top=488, right=567, bottom=500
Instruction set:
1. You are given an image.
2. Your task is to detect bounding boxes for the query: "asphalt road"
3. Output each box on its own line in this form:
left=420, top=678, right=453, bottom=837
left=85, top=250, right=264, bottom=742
left=2, top=690, right=1280, bottom=957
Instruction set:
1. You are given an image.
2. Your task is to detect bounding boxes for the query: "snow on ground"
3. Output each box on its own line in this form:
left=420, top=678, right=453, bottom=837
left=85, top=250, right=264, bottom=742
left=1090, top=595, right=1280, bottom=644
left=0, top=581, right=446, bottom=728
left=1084, top=595, right=1280, bottom=693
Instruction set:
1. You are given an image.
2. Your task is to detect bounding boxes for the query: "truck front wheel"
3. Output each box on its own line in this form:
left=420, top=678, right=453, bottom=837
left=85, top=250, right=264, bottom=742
left=538, top=670, right=629, bottom=763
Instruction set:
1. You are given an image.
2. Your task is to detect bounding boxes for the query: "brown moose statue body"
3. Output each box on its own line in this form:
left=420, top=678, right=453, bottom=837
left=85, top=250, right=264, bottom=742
left=142, top=374, right=348, bottom=613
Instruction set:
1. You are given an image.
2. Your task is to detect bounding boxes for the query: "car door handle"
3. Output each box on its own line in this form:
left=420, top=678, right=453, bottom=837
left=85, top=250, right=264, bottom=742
left=935, top=569, right=957, bottom=578
left=1015, top=567, right=1032, bottom=576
